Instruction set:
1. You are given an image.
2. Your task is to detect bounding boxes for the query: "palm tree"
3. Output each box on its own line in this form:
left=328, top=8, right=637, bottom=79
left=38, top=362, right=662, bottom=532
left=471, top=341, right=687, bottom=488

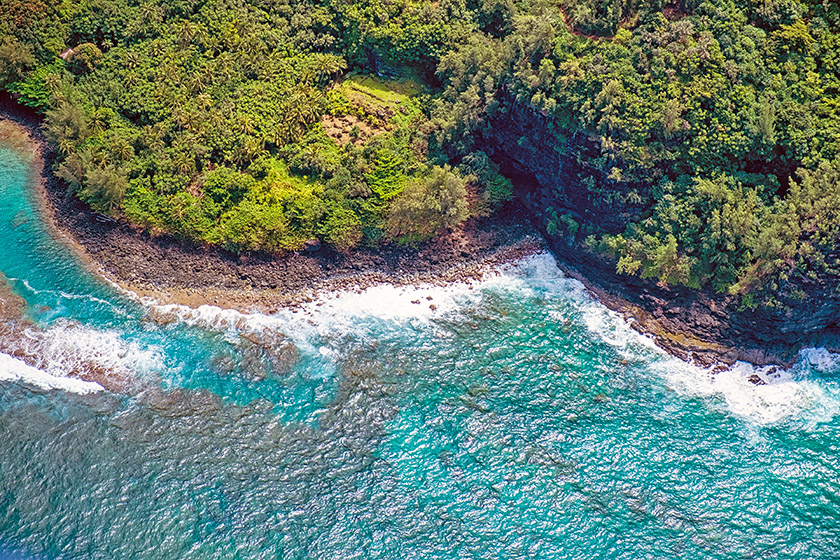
left=204, top=35, right=221, bottom=56
left=196, top=93, right=212, bottom=110
left=187, top=74, right=205, bottom=94
left=89, top=108, right=108, bottom=135
left=44, top=72, right=62, bottom=94
left=140, top=2, right=163, bottom=26
left=193, top=24, right=209, bottom=47
left=141, top=125, right=165, bottom=151
left=173, top=107, right=188, bottom=131
left=125, top=51, right=142, bottom=69
left=183, top=110, right=203, bottom=134
left=173, top=152, right=195, bottom=175
left=177, top=20, right=198, bottom=48
left=125, top=70, right=139, bottom=87
left=207, top=109, right=225, bottom=130
left=58, top=138, right=76, bottom=155
left=114, top=140, right=134, bottom=161
left=150, top=39, right=165, bottom=58
left=241, top=137, right=267, bottom=164
left=236, top=115, right=255, bottom=136
left=314, top=54, right=347, bottom=85
left=214, top=53, right=234, bottom=83
left=263, top=126, right=289, bottom=149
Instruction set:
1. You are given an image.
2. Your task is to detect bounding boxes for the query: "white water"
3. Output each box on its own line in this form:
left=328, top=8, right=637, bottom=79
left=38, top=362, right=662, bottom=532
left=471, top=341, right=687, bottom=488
left=126, top=252, right=840, bottom=427
left=0, top=351, right=103, bottom=394
left=2, top=244, right=838, bottom=426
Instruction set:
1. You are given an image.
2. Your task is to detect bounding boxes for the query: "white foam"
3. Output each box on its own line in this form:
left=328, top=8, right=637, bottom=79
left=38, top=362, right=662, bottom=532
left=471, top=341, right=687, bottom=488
left=0, top=321, right=168, bottom=392
left=128, top=254, right=550, bottom=374
left=26, top=322, right=167, bottom=380
left=800, top=347, right=840, bottom=372
left=11, top=276, right=123, bottom=311
left=142, top=260, right=522, bottom=349
left=657, top=358, right=834, bottom=425
left=493, top=256, right=840, bottom=427
left=0, top=351, right=104, bottom=394
left=130, top=251, right=840, bottom=426
left=504, top=257, right=840, bottom=426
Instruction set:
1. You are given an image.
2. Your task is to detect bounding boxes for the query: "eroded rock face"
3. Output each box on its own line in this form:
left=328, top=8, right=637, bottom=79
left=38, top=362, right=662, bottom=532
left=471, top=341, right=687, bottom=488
left=482, top=99, right=840, bottom=366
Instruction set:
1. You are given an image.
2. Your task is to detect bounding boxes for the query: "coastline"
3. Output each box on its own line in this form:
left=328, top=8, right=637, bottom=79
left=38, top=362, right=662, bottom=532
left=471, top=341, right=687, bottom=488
left=0, top=101, right=545, bottom=316
left=0, top=98, right=820, bottom=370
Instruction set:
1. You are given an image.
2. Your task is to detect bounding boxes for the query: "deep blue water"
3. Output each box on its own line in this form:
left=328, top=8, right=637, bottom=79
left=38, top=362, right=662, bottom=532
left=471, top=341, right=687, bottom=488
left=1, top=139, right=840, bottom=559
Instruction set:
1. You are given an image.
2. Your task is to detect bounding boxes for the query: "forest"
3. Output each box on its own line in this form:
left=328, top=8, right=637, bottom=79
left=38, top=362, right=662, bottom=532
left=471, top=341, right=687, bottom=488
left=2, top=0, right=840, bottom=305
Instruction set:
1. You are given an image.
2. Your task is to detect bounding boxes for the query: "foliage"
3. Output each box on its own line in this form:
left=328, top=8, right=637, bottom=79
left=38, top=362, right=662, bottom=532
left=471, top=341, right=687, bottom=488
left=387, top=165, right=470, bottom=243
left=0, top=0, right=490, bottom=254
left=2, top=0, right=840, bottom=305
left=428, top=0, right=840, bottom=302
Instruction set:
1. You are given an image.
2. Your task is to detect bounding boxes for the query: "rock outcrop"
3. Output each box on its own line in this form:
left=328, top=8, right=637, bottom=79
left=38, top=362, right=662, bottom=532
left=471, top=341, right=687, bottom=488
left=481, top=98, right=840, bottom=366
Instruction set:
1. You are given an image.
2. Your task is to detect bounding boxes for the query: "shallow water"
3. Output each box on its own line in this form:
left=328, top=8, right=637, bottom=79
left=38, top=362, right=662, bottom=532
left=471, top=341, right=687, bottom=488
left=1, top=142, right=839, bottom=559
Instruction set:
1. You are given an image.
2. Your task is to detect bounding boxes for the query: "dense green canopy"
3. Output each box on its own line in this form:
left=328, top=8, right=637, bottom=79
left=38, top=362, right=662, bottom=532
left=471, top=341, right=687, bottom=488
left=2, top=0, right=840, bottom=304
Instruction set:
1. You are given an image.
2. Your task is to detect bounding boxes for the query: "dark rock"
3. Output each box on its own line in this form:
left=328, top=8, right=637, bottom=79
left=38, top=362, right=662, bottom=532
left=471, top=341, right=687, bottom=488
left=479, top=94, right=840, bottom=367
left=304, top=239, right=322, bottom=253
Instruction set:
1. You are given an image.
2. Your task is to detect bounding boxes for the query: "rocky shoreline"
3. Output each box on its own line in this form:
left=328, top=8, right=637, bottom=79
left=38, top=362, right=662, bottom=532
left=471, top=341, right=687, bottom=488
left=482, top=99, right=840, bottom=368
left=1, top=96, right=826, bottom=369
left=0, top=98, right=544, bottom=315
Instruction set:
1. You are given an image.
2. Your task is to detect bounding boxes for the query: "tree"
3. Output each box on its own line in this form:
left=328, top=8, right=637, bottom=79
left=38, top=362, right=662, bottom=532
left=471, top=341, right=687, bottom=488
left=320, top=205, right=363, bottom=251
left=79, top=165, right=128, bottom=214
left=67, top=43, right=103, bottom=74
left=386, top=165, right=469, bottom=242
left=0, top=37, right=34, bottom=86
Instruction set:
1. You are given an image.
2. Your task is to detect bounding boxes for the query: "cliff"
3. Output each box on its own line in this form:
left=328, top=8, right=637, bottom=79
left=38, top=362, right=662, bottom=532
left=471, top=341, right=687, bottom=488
left=480, top=98, right=840, bottom=367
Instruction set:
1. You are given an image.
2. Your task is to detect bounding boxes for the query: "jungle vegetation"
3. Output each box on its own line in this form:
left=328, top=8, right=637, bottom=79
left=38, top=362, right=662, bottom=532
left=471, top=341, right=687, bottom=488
left=2, top=0, right=840, bottom=303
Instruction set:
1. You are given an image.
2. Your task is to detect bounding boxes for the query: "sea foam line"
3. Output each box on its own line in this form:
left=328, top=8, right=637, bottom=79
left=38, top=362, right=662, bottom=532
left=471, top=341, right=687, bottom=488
left=0, top=351, right=104, bottom=394
left=127, top=251, right=840, bottom=426
left=562, top=265, right=840, bottom=425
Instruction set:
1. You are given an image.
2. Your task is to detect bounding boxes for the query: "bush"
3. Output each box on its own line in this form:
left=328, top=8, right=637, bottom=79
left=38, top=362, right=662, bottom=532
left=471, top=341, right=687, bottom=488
left=166, top=192, right=220, bottom=241
left=460, top=151, right=513, bottom=215
left=123, top=180, right=167, bottom=231
left=320, top=205, right=363, bottom=251
left=213, top=199, right=301, bottom=253
left=202, top=167, right=253, bottom=210
left=386, top=165, right=469, bottom=243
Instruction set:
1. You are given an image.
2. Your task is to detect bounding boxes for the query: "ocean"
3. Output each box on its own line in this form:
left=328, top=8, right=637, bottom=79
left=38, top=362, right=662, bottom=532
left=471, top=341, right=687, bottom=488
left=0, top=140, right=839, bottom=559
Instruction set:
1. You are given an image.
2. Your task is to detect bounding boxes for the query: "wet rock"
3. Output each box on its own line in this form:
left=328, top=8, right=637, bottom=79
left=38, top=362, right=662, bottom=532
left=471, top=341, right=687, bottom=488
left=143, top=307, right=178, bottom=326
left=237, top=328, right=300, bottom=379
left=467, top=384, right=489, bottom=397
left=210, top=353, right=237, bottom=375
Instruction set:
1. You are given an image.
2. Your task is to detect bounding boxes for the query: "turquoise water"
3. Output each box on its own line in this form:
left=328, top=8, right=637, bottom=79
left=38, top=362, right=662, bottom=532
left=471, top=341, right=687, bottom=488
left=1, top=143, right=840, bottom=559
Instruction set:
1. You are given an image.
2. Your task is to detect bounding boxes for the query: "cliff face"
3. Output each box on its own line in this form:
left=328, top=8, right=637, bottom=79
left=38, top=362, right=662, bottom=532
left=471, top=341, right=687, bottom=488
left=480, top=100, right=840, bottom=366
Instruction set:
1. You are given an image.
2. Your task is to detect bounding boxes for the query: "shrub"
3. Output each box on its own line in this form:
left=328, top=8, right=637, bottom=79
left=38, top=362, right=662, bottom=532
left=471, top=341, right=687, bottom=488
left=320, top=205, right=363, bottom=251
left=386, top=165, right=469, bottom=243
left=213, top=199, right=301, bottom=253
